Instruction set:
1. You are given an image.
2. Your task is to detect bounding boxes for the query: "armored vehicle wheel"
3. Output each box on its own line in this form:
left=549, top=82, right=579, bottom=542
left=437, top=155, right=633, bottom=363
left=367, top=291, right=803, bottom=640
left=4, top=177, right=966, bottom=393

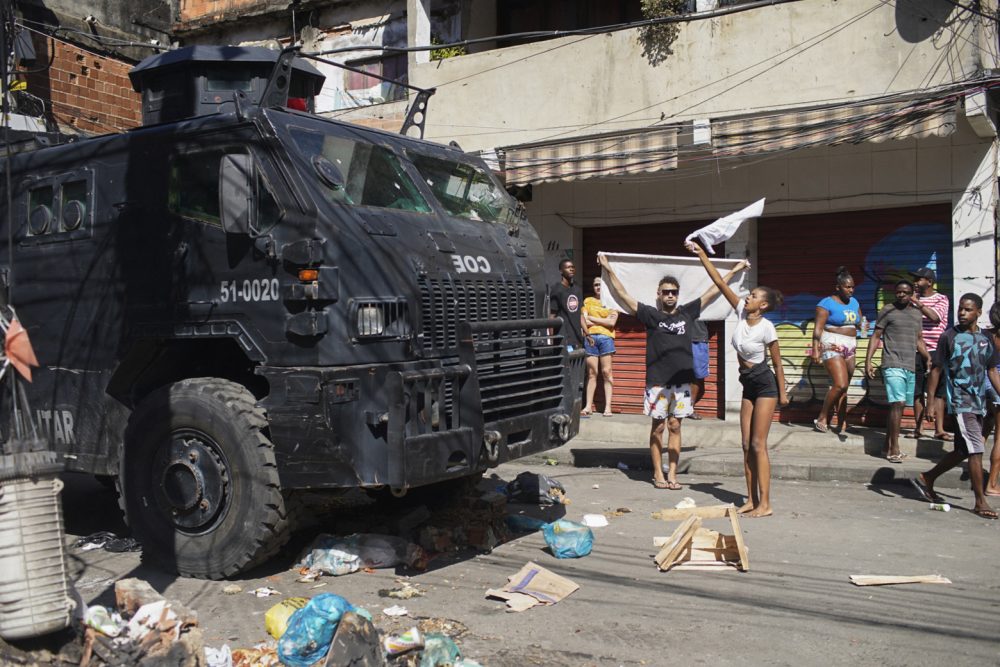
left=118, top=378, right=291, bottom=579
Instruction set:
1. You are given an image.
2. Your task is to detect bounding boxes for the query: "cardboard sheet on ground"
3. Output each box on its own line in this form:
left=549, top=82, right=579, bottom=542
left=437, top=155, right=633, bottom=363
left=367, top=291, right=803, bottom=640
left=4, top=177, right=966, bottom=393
left=485, top=561, right=579, bottom=612
left=599, top=253, right=748, bottom=321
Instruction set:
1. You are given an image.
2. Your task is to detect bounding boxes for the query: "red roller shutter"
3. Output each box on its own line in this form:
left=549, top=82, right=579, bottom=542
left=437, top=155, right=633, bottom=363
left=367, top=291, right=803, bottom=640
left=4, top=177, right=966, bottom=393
left=581, top=222, right=723, bottom=418
left=756, top=204, right=953, bottom=427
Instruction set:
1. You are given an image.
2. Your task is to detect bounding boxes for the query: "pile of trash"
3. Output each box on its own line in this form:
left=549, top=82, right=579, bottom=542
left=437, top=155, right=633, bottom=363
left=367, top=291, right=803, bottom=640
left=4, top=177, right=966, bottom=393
left=79, top=577, right=204, bottom=666
left=213, top=592, right=482, bottom=667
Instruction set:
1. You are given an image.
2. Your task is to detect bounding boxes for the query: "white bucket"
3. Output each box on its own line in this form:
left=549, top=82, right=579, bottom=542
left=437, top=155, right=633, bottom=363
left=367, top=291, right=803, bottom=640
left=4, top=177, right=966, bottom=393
left=0, top=467, right=74, bottom=640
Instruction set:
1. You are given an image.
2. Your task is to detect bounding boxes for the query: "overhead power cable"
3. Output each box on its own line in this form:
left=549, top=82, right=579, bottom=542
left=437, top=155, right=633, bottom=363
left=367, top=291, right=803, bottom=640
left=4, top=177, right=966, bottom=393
left=305, top=0, right=800, bottom=59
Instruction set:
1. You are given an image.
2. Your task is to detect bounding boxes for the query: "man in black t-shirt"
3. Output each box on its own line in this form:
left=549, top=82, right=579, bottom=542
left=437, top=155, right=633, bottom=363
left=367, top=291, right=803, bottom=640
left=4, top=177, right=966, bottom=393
left=598, top=251, right=720, bottom=490
left=549, top=259, right=585, bottom=352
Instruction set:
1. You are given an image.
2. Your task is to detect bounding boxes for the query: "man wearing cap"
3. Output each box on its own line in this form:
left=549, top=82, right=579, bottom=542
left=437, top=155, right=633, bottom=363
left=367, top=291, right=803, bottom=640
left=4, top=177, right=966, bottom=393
left=909, top=267, right=950, bottom=440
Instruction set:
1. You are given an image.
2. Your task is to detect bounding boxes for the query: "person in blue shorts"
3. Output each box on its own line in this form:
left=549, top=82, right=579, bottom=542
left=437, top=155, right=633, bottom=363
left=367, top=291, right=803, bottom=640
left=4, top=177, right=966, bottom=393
left=864, top=279, right=930, bottom=463
left=914, top=294, right=1000, bottom=519
left=581, top=278, right=618, bottom=416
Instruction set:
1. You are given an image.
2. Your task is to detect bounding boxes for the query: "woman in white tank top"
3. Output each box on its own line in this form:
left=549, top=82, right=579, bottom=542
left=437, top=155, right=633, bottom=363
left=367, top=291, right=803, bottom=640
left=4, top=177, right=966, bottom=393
left=688, top=241, right=788, bottom=518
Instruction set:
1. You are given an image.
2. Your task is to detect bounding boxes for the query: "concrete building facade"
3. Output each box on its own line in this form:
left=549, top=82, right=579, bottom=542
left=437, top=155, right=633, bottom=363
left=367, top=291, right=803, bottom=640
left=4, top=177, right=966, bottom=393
left=400, top=0, right=1000, bottom=422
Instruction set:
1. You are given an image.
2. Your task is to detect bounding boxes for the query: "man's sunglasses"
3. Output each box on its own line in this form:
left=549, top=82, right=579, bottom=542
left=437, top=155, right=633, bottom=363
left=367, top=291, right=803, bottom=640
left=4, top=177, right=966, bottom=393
left=659, top=289, right=679, bottom=296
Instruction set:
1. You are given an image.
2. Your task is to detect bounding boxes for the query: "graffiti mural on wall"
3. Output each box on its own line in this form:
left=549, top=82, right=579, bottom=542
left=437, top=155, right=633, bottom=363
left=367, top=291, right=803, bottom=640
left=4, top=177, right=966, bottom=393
left=763, top=221, right=953, bottom=422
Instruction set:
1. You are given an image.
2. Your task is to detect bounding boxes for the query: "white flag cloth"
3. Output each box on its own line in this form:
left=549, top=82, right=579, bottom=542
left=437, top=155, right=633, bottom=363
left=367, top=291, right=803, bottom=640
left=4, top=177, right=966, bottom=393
left=684, top=198, right=765, bottom=255
left=599, top=253, right=747, bottom=322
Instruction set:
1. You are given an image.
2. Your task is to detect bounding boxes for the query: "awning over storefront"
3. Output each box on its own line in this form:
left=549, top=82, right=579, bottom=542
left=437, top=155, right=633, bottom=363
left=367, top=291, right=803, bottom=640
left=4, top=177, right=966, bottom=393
left=502, top=127, right=680, bottom=186
left=501, top=95, right=959, bottom=186
left=711, top=97, right=958, bottom=155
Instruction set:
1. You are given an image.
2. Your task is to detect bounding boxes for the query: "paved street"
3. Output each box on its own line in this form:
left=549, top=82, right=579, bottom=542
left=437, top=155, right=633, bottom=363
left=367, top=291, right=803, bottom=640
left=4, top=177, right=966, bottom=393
left=61, top=456, right=999, bottom=666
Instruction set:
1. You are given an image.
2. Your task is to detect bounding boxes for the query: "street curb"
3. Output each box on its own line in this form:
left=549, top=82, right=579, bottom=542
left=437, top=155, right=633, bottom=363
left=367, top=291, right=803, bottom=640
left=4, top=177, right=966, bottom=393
left=524, top=441, right=972, bottom=490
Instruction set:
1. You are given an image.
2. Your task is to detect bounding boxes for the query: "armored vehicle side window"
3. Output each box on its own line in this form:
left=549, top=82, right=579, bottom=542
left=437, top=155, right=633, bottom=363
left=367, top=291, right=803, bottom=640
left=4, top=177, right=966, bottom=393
left=62, top=180, right=87, bottom=231
left=170, top=149, right=282, bottom=230
left=289, top=128, right=430, bottom=213
left=27, top=185, right=54, bottom=235
left=21, top=174, right=94, bottom=244
left=169, top=151, right=224, bottom=224
left=410, top=154, right=517, bottom=224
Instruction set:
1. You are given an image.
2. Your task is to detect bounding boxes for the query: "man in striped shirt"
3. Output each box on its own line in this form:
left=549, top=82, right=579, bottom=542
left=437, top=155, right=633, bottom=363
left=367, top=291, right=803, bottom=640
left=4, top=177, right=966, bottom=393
left=910, top=268, right=951, bottom=440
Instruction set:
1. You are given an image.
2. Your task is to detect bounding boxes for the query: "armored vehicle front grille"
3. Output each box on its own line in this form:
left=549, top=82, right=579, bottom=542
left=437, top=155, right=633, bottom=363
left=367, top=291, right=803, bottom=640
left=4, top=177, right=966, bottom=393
left=474, top=332, right=564, bottom=423
left=418, top=277, right=535, bottom=351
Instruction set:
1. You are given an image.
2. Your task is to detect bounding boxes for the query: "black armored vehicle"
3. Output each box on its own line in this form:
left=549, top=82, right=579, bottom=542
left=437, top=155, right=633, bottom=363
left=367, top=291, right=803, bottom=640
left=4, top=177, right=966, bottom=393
left=0, top=46, right=582, bottom=578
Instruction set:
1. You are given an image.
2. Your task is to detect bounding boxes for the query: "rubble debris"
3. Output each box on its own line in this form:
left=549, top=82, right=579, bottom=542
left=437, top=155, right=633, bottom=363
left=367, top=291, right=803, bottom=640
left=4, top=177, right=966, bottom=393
left=296, top=568, right=323, bottom=583
left=83, top=605, right=125, bottom=637
left=382, top=606, right=409, bottom=617
left=277, top=593, right=355, bottom=667
left=485, top=561, right=579, bottom=612
left=265, top=598, right=308, bottom=640
left=542, top=520, right=594, bottom=559
left=205, top=645, right=232, bottom=667
left=392, top=505, right=432, bottom=536
left=378, top=581, right=423, bottom=600
left=383, top=626, right=423, bottom=657
left=419, top=633, right=460, bottom=666
left=674, top=497, right=697, bottom=510
left=604, top=507, right=632, bottom=518
left=298, top=534, right=427, bottom=576
left=248, top=587, right=281, bottom=598
left=848, top=575, right=951, bottom=586
left=325, top=612, right=385, bottom=667
left=542, top=457, right=559, bottom=466
left=222, top=585, right=243, bottom=595
left=504, top=472, right=568, bottom=506
left=232, top=646, right=280, bottom=667
left=73, top=531, right=142, bottom=553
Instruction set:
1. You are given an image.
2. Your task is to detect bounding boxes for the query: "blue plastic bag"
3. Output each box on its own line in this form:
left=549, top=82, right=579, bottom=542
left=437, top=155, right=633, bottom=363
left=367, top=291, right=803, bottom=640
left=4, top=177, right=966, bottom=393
left=542, top=519, right=593, bottom=558
left=277, top=593, right=355, bottom=667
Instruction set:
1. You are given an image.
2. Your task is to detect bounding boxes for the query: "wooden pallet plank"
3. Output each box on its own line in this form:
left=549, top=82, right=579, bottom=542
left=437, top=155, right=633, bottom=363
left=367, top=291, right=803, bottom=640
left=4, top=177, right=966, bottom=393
left=654, top=515, right=702, bottom=571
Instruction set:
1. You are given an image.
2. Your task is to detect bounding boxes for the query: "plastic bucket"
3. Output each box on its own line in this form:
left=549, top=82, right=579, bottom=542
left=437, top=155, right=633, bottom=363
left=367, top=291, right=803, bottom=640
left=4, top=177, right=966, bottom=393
left=0, top=451, right=74, bottom=640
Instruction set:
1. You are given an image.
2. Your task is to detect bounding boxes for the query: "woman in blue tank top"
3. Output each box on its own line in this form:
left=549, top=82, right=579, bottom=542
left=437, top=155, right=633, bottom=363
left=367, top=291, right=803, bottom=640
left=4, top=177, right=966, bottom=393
left=811, top=266, right=863, bottom=433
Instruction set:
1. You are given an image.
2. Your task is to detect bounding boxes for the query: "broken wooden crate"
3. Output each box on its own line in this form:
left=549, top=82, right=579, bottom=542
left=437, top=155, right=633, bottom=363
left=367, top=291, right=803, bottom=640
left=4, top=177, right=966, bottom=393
left=651, top=504, right=749, bottom=572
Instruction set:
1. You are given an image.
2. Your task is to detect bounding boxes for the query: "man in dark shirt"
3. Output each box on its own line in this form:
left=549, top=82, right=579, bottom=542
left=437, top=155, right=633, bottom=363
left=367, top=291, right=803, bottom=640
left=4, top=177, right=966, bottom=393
left=598, top=251, right=722, bottom=490
left=914, top=294, right=1000, bottom=519
left=549, top=259, right=585, bottom=352
left=864, top=280, right=929, bottom=463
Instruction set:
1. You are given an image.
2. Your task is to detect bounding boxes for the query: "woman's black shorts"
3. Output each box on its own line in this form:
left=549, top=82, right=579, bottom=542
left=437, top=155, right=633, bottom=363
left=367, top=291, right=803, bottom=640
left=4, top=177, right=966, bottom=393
left=739, top=362, right=778, bottom=401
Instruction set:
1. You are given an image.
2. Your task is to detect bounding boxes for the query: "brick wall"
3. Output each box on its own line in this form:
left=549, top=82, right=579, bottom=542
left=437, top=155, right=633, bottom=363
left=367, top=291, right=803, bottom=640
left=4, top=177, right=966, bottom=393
left=24, top=36, right=142, bottom=135
left=179, top=0, right=270, bottom=23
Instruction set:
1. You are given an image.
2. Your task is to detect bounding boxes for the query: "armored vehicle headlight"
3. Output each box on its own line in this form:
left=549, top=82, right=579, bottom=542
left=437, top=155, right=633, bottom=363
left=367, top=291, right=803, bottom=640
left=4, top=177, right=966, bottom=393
left=357, top=305, right=385, bottom=337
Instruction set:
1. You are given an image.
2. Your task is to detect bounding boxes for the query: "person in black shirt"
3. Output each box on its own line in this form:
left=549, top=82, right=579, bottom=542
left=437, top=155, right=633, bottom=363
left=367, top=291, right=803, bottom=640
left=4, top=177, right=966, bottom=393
left=549, top=259, right=586, bottom=352
left=598, top=250, right=726, bottom=490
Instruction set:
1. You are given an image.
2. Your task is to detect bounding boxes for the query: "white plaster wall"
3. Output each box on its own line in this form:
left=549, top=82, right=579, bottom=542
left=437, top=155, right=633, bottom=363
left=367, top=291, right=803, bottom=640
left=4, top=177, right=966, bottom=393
left=411, top=0, right=997, bottom=151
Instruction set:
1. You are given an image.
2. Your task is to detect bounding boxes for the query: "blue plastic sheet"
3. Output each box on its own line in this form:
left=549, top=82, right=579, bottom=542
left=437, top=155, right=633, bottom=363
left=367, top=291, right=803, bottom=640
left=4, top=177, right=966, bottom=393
left=541, top=519, right=593, bottom=559
left=276, top=593, right=354, bottom=667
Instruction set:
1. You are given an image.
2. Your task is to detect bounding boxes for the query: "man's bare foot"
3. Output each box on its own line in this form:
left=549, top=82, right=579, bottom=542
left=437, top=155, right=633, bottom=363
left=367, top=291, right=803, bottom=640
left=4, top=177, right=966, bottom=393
left=737, top=501, right=754, bottom=514
left=748, top=506, right=773, bottom=518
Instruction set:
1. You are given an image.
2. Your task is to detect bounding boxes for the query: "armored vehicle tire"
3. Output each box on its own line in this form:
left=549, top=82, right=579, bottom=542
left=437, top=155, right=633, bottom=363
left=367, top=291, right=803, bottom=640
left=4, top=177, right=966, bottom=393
left=117, top=378, right=291, bottom=579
